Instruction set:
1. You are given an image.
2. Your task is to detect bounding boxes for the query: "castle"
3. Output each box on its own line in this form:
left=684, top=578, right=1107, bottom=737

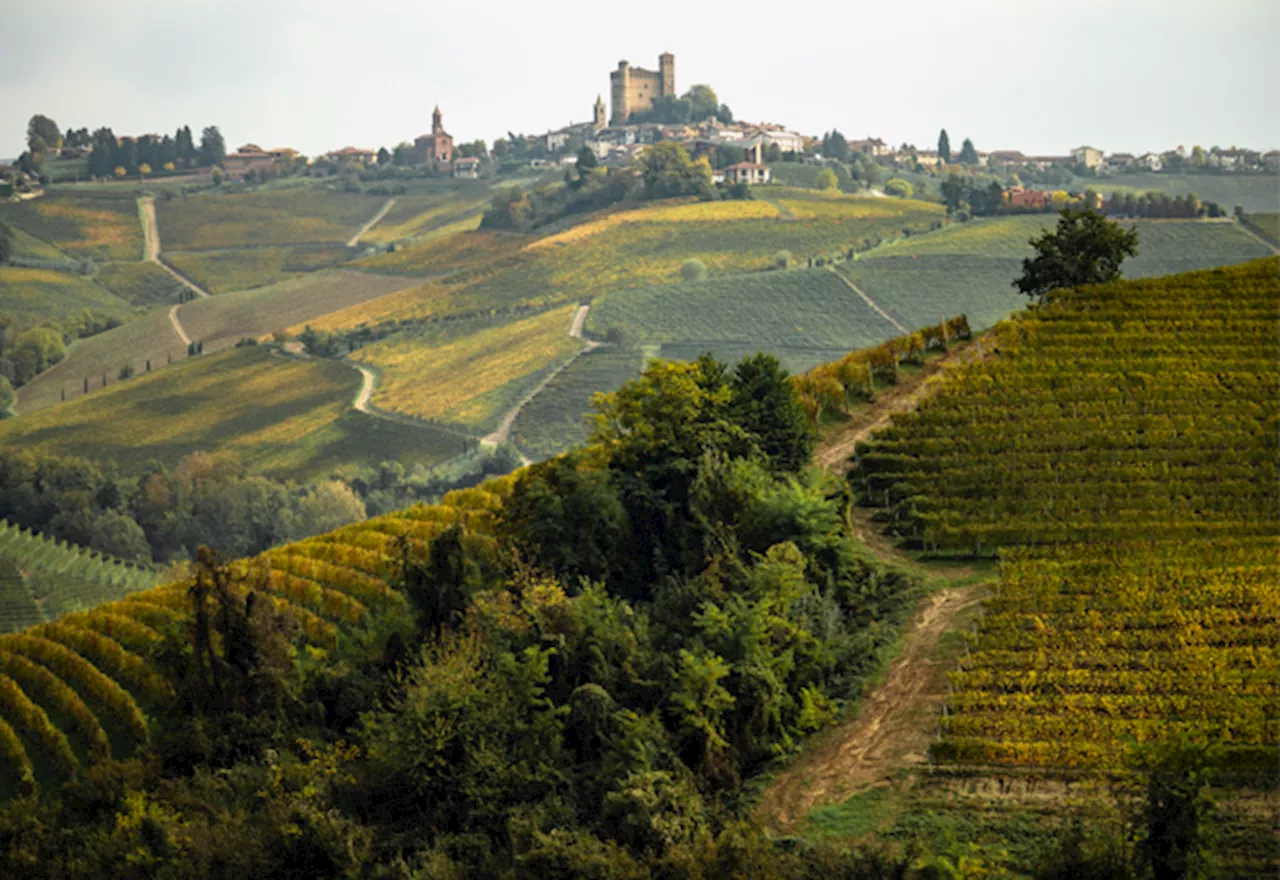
left=610, top=53, right=675, bottom=125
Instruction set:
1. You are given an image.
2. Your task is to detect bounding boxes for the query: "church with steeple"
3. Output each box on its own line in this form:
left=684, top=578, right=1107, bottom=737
left=414, top=106, right=454, bottom=166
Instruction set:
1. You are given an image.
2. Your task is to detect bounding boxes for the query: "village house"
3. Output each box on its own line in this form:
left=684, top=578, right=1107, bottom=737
left=452, top=156, right=481, bottom=179
left=1138, top=152, right=1163, bottom=172
left=1005, top=187, right=1051, bottom=210
left=913, top=150, right=942, bottom=170
left=221, top=144, right=278, bottom=180
left=1070, top=145, right=1104, bottom=169
left=754, top=128, right=805, bottom=155
left=1265, top=151, right=1280, bottom=173
left=326, top=146, right=376, bottom=166
left=850, top=137, right=894, bottom=158
left=723, top=162, right=771, bottom=185
left=1105, top=152, right=1135, bottom=173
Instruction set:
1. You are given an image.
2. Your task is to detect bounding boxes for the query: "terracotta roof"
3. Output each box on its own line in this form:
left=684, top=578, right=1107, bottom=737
left=329, top=147, right=374, bottom=156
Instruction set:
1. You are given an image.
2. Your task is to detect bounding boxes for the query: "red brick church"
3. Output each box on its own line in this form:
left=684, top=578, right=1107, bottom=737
left=414, top=106, right=453, bottom=166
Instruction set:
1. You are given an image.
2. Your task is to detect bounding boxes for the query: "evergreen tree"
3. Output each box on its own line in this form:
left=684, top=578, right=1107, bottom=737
left=938, top=128, right=951, bottom=164
left=199, top=126, right=226, bottom=167
left=958, top=137, right=979, bottom=165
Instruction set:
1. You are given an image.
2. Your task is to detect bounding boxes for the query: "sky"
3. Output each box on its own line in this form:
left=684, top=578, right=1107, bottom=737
left=2, top=0, right=1278, bottom=162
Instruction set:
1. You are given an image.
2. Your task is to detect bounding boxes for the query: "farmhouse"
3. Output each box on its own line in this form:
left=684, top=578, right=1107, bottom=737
left=453, top=157, right=480, bottom=179
left=610, top=53, right=675, bottom=125
left=221, top=144, right=277, bottom=180
left=327, top=146, right=376, bottom=165
left=1005, top=187, right=1050, bottom=210
left=723, top=162, right=771, bottom=185
left=414, top=106, right=454, bottom=165
left=850, top=137, right=894, bottom=158
left=1070, top=146, right=1104, bottom=169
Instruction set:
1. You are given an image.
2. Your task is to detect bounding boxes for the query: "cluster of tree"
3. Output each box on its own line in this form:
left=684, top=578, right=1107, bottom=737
left=628, top=83, right=733, bottom=125
left=0, top=311, right=126, bottom=397
left=17, top=114, right=225, bottom=179
left=939, top=173, right=1008, bottom=216
left=1103, top=190, right=1225, bottom=219
left=936, top=128, right=979, bottom=165
left=482, top=141, right=717, bottom=232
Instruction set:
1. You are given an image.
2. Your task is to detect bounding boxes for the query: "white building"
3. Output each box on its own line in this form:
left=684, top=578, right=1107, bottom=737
left=723, top=162, right=772, bottom=185
left=452, top=157, right=481, bottom=179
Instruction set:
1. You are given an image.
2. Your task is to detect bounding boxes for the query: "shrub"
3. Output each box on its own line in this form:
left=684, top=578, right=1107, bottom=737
left=774, top=250, right=792, bottom=270
left=885, top=178, right=913, bottom=198
left=680, top=259, right=708, bottom=282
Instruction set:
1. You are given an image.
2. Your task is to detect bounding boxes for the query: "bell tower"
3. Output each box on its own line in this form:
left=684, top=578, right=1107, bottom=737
left=432, top=105, right=444, bottom=136
left=593, top=94, right=607, bottom=131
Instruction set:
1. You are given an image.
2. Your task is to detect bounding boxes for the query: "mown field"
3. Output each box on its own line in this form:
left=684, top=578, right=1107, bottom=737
left=588, top=266, right=901, bottom=350
left=0, top=192, right=143, bottom=260
left=153, top=186, right=388, bottom=249
left=164, top=244, right=360, bottom=294
left=508, top=347, right=644, bottom=460
left=0, top=267, right=135, bottom=326
left=92, top=261, right=185, bottom=308
left=841, top=216, right=1273, bottom=331
left=175, top=269, right=420, bottom=352
left=350, top=305, right=584, bottom=431
left=0, top=346, right=465, bottom=481
left=16, top=310, right=184, bottom=414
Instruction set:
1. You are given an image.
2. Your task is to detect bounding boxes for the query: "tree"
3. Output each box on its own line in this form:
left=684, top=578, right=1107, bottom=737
left=680, top=259, right=708, bottom=282
left=576, top=144, right=599, bottom=176
left=884, top=178, right=912, bottom=198
left=392, top=142, right=414, bottom=166
left=820, top=130, right=849, bottom=162
left=0, top=220, right=12, bottom=265
left=937, top=129, right=951, bottom=164
left=199, top=126, right=226, bottom=167
left=1014, top=209, right=1139, bottom=301
left=685, top=84, right=719, bottom=121
left=815, top=168, right=838, bottom=191
left=729, top=354, right=813, bottom=473
left=958, top=137, right=979, bottom=165
left=138, top=163, right=151, bottom=178
left=0, top=377, right=14, bottom=419
left=634, top=142, right=712, bottom=199
left=376, top=146, right=390, bottom=166
left=27, top=114, right=61, bottom=159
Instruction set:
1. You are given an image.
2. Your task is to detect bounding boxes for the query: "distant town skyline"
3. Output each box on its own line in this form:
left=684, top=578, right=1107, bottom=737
left=2, top=0, right=1277, bottom=162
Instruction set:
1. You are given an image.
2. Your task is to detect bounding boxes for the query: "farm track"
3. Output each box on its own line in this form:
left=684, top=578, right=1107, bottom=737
left=755, top=340, right=991, bottom=833
left=140, top=197, right=210, bottom=346
left=347, top=198, right=398, bottom=247
left=828, top=266, right=908, bottom=334
left=480, top=304, right=597, bottom=463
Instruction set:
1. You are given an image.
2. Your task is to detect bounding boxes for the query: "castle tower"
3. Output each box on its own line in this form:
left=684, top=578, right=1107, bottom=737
left=659, top=52, right=675, bottom=98
left=593, top=94, right=607, bottom=131
left=611, top=60, right=631, bottom=126
left=432, top=105, right=444, bottom=136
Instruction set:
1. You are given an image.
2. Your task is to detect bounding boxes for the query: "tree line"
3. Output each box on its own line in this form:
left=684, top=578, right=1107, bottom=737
left=18, top=113, right=226, bottom=179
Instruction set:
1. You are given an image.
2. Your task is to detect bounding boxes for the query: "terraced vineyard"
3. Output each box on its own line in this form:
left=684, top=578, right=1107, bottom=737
left=852, top=258, right=1280, bottom=775
left=0, top=521, right=163, bottom=633
left=0, top=477, right=513, bottom=795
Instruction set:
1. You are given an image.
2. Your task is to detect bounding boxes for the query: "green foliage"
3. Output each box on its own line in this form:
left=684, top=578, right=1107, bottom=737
left=0, top=221, right=12, bottom=264
left=679, top=258, right=707, bottom=282
left=635, top=142, right=713, bottom=200
left=815, top=168, right=839, bottom=191
left=884, top=178, right=913, bottom=198
left=1015, top=209, right=1140, bottom=300
left=729, top=353, right=814, bottom=473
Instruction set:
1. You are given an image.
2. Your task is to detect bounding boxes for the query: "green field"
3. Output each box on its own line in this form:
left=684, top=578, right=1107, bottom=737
left=0, top=266, right=134, bottom=326
left=0, top=192, right=143, bottom=261
left=0, top=346, right=465, bottom=481
left=175, top=269, right=420, bottom=351
left=1047, top=171, right=1280, bottom=213
left=841, top=216, right=1274, bottom=331
left=508, top=347, right=644, bottom=460
left=16, top=310, right=184, bottom=414
left=92, top=261, right=185, bottom=308
left=153, top=185, right=389, bottom=250
left=588, top=266, right=902, bottom=350
left=350, top=305, right=584, bottom=431
left=164, top=244, right=360, bottom=294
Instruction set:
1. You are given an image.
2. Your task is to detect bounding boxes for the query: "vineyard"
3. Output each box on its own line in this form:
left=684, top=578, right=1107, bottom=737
left=0, top=192, right=144, bottom=261
left=153, top=185, right=389, bottom=250
left=0, top=266, right=135, bottom=327
left=851, top=257, right=1279, bottom=774
left=0, top=521, right=163, bottom=633
left=358, top=192, right=490, bottom=245
left=164, top=244, right=359, bottom=294
left=0, top=476, right=515, bottom=796
left=93, top=261, right=185, bottom=307
left=0, top=346, right=463, bottom=481
left=1241, top=211, right=1279, bottom=246
left=350, top=305, right=585, bottom=431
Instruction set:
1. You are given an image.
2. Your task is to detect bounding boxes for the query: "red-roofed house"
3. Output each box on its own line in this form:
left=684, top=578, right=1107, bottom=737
left=1005, top=187, right=1050, bottom=210
left=326, top=146, right=376, bottom=165
left=221, top=144, right=277, bottom=180
left=453, top=157, right=481, bottom=179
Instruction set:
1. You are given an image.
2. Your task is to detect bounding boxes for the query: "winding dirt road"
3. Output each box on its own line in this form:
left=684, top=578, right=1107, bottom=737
left=140, top=197, right=210, bottom=345
left=479, top=304, right=596, bottom=460
left=347, top=198, right=397, bottom=247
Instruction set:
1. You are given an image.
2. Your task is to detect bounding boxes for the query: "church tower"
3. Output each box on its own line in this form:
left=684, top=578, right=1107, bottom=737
left=593, top=95, right=607, bottom=131
left=432, top=105, right=444, bottom=136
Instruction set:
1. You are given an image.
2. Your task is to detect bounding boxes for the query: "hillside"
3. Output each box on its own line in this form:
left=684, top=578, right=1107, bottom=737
left=0, top=346, right=465, bottom=481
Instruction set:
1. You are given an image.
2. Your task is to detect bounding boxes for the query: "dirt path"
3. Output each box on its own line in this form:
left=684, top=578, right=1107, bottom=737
left=347, top=198, right=397, bottom=247
left=140, top=197, right=209, bottom=346
left=352, top=363, right=376, bottom=413
left=830, top=267, right=908, bottom=335
left=480, top=304, right=596, bottom=460
left=755, top=586, right=983, bottom=834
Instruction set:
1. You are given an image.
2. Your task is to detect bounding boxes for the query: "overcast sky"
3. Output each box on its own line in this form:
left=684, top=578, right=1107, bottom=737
left=2, top=0, right=1278, bottom=161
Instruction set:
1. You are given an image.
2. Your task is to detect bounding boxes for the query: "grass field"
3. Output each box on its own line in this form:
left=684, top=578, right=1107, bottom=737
left=92, top=262, right=185, bottom=308
left=841, top=216, right=1273, bottom=331
left=1043, top=171, right=1280, bottom=213
left=588, top=266, right=902, bottom=350
left=164, top=244, right=360, bottom=294
left=508, top=347, right=643, bottom=460
left=175, top=269, right=420, bottom=351
left=0, top=193, right=143, bottom=261
left=153, top=185, right=389, bottom=250
left=0, top=346, right=465, bottom=481
left=350, top=305, right=584, bottom=431
left=16, top=310, right=184, bottom=414
left=0, top=266, right=134, bottom=326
